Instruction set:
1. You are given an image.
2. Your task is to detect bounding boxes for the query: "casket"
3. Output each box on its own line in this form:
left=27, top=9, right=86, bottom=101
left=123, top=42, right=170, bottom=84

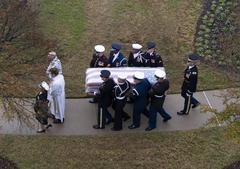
left=85, top=67, right=165, bottom=94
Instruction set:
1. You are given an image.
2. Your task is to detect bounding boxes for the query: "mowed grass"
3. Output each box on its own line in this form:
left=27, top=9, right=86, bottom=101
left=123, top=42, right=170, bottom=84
left=0, top=128, right=239, bottom=169
left=37, top=0, right=239, bottom=97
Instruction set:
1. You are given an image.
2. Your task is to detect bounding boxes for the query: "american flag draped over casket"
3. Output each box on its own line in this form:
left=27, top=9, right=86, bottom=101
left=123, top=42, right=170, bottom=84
left=85, top=67, right=165, bottom=94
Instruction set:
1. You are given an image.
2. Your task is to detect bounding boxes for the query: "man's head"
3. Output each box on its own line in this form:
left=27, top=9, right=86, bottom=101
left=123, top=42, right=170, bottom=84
left=100, top=70, right=111, bottom=82
left=132, top=43, right=142, bottom=54
left=94, top=45, right=105, bottom=57
left=50, top=67, right=59, bottom=78
left=117, top=74, right=127, bottom=84
left=187, top=53, right=199, bottom=66
left=48, top=51, right=57, bottom=61
left=154, top=70, right=166, bottom=82
left=146, top=41, right=156, bottom=53
left=133, top=71, right=144, bottom=84
left=111, top=42, right=121, bottom=54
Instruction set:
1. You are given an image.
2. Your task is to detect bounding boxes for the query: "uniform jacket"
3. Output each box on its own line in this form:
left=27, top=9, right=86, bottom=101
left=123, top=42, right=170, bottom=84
left=132, top=78, right=151, bottom=104
left=144, top=52, right=163, bottom=67
left=108, top=52, right=127, bottom=67
left=128, top=51, right=146, bottom=67
left=98, top=78, right=115, bottom=107
left=149, top=79, right=169, bottom=108
left=113, top=80, right=131, bottom=100
left=90, top=53, right=108, bottom=68
left=182, top=65, right=198, bottom=93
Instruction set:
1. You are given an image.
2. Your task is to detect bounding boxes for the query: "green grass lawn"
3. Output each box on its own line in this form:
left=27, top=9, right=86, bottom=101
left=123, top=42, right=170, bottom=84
left=37, top=0, right=240, bottom=97
left=0, top=128, right=239, bottom=169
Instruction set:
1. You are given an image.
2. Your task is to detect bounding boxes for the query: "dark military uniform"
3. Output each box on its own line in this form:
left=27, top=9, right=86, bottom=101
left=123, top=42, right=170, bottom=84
left=95, top=78, right=115, bottom=128
left=112, top=80, right=131, bottom=130
left=147, top=79, right=171, bottom=129
left=179, top=65, right=199, bottom=114
left=128, top=51, right=146, bottom=67
left=129, top=78, right=151, bottom=128
left=108, top=51, right=127, bottom=67
left=144, top=52, right=163, bottom=67
left=90, top=53, right=108, bottom=68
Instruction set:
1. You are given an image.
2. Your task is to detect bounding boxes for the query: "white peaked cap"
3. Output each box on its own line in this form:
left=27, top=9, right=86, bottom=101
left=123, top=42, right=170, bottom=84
left=132, top=43, right=143, bottom=50
left=134, top=71, right=145, bottom=80
left=94, top=45, right=105, bottom=52
left=40, top=81, right=49, bottom=91
left=49, top=51, right=56, bottom=56
left=118, top=74, right=127, bottom=79
left=155, top=70, right=166, bottom=78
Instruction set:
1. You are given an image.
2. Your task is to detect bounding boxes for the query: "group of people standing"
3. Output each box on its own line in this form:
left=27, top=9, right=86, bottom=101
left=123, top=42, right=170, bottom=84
left=34, top=51, right=65, bottom=133
left=90, top=41, right=200, bottom=131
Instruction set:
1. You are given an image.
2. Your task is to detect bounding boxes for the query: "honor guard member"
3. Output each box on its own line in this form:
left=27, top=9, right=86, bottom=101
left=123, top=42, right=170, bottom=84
left=90, top=45, right=108, bottom=68
left=128, top=43, right=146, bottom=67
left=89, top=45, right=108, bottom=103
left=128, top=72, right=151, bottom=129
left=146, top=70, right=172, bottom=131
left=46, top=51, right=62, bottom=79
left=112, top=74, right=131, bottom=131
left=93, top=70, right=115, bottom=129
left=108, top=42, right=127, bottom=67
left=177, top=53, right=200, bottom=115
left=144, top=41, right=163, bottom=67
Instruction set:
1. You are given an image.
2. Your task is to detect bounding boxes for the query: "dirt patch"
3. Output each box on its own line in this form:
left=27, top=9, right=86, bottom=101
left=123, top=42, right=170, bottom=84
left=223, top=161, right=240, bottom=169
left=0, top=156, right=18, bottom=169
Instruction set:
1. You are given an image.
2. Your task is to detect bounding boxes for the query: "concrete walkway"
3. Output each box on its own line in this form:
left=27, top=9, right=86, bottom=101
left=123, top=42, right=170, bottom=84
left=0, top=90, right=225, bottom=135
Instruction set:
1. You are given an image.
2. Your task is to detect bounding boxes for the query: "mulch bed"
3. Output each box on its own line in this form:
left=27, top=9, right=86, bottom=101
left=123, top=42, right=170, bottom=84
left=0, top=156, right=18, bottom=169
left=224, top=161, right=240, bottom=169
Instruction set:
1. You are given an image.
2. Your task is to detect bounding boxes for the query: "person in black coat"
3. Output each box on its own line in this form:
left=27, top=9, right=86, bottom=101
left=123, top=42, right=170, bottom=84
left=146, top=70, right=171, bottom=131
left=90, top=45, right=108, bottom=68
left=144, top=41, right=163, bottom=67
left=128, top=43, right=146, bottom=67
left=177, top=53, right=200, bottom=115
left=93, top=70, right=115, bottom=129
left=112, top=74, right=131, bottom=131
left=89, top=45, right=108, bottom=104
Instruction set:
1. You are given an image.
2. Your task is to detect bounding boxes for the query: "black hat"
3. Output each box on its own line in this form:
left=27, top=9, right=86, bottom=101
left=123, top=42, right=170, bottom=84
left=100, top=70, right=111, bottom=78
left=111, top=43, right=121, bottom=50
left=146, top=41, right=156, bottom=49
left=188, top=53, right=199, bottom=61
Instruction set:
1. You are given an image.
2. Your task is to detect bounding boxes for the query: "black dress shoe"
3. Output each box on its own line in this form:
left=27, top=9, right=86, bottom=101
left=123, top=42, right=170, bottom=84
left=53, top=119, right=62, bottom=124
left=128, top=124, right=139, bottom=129
left=192, top=102, right=200, bottom=109
left=93, top=124, right=105, bottom=129
left=177, top=111, right=188, bottom=115
left=111, top=127, right=122, bottom=131
left=145, top=127, right=155, bottom=131
left=163, top=117, right=172, bottom=122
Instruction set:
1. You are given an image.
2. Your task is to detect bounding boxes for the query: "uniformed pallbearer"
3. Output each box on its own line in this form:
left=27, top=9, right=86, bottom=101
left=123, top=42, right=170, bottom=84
left=146, top=70, right=172, bottom=131
left=90, top=45, right=108, bottom=68
left=93, top=70, right=115, bottom=129
left=177, top=53, right=200, bottom=115
left=108, top=43, right=127, bottom=67
left=112, top=74, right=131, bottom=131
left=144, top=41, right=163, bottom=67
left=128, top=43, right=146, bottom=67
left=128, top=72, right=151, bottom=129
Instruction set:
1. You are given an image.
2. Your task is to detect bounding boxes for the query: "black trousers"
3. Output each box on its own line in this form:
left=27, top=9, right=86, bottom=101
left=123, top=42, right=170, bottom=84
left=113, top=99, right=127, bottom=130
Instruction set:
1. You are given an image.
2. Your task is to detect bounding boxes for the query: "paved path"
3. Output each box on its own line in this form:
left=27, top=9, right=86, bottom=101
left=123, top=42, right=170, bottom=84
left=0, top=90, right=225, bottom=135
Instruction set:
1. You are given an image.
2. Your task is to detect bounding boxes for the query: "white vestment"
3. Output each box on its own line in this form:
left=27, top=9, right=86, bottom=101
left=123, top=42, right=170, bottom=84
left=50, top=74, right=65, bottom=122
left=46, top=56, right=62, bottom=79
